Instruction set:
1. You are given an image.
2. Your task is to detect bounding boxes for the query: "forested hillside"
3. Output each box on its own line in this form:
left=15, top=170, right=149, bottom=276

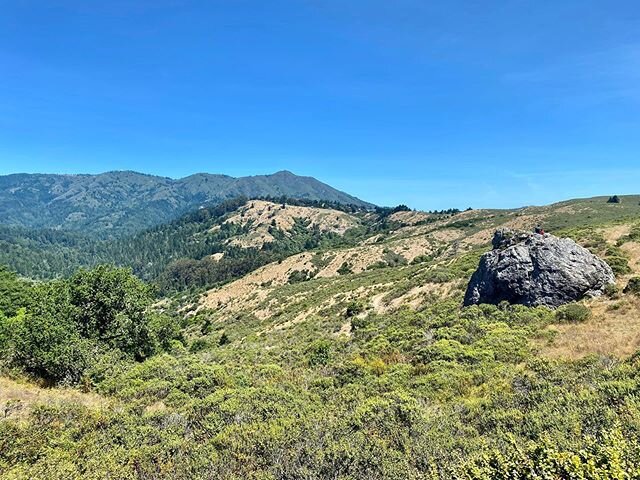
left=0, top=197, right=388, bottom=286
left=0, top=170, right=372, bottom=236
left=2, top=194, right=640, bottom=478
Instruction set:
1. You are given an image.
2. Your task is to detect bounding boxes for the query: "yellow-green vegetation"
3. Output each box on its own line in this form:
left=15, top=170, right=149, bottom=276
left=2, top=194, right=640, bottom=478
left=4, top=295, right=640, bottom=478
left=555, top=302, right=592, bottom=323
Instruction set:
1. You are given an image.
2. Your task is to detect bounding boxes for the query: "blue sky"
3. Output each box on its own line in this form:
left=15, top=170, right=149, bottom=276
left=1, top=1, right=639, bottom=210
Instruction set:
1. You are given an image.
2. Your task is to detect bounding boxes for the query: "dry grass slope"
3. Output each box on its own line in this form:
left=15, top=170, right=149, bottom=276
left=221, top=200, right=361, bottom=248
left=194, top=196, right=640, bottom=359
left=537, top=224, right=640, bottom=359
left=0, top=377, right=107, bottom=419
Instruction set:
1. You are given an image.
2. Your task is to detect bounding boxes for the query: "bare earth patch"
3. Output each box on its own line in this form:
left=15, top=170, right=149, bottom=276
left=199, top=252, right=317, bottom=314
left=373, top=281, right=458, bottom=314
left=391, top=281, right=458, bottom=311
left=429, top=229, right=464, bottom=243
left=198, top=235, right=439, bottom=319
left=260, top=284, right=386, bottom=334
left=600, top=224, right=632, bottom=243
left=387, top=210, right=433, bottom=225
left=502, top=214, right=547, bottom=232
left=620, top=242, right=640, bottom=274
left=335, top=321, right=352, bottom=337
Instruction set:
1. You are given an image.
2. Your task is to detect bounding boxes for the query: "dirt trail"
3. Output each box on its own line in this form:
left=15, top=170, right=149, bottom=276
left=600, top=224, right=631, bottom=243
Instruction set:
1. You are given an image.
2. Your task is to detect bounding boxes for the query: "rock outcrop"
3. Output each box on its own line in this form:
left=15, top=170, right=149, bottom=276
left=464, top=229, right=615, bottom=308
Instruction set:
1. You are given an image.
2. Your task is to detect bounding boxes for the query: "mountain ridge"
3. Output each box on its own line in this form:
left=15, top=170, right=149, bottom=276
left=0, top=170, right=373, bottom=236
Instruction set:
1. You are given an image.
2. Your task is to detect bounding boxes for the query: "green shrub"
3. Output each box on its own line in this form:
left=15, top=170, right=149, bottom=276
left=288, top=269, right=315, bottom=284
left=0, top=309, right=23, bottom=355
left=337, top=262, right=353, bottom=275
left=605, top=255, right=631, bottom=275
left=624, top=277, right=640, bottom=295
left=345, top=301, right=364, bottom=318
left=616, top=224, right=640, bottom=246
left=604, top=283, right=620, bottom=298
left=9, top=311, right=92, bottom=384
left=310, top=252, right=332, bottom=269
left=0, top=265, right=30, bottom=317
left=366, top=260, right=388, bottom=270
left=148, top=312, right=182, bottom=352
left=410, top=254, right=432, bottom=265
left=306, top=340, right=332, bottom=366
left=201, top=317, right=212, bottom=334
left=555, top=303, right=592, bottom=323
left=67, top=265, right=156, bottom=359
left=633, top=225, right=640, bottom=241
left=1, top=265, right=177, bottom=385
left=382, top=250, right=407, bottom=267
left=424, top=268, right=454, bottom=284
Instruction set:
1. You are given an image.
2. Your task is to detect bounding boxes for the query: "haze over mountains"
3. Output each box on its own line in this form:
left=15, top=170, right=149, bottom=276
left=0, top=170, right=372, bottom=236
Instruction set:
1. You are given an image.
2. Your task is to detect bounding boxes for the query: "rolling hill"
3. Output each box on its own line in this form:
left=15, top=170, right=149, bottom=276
left=0, top=197, right=373, bottom=281
left=2, top=192, right=640, bottom=478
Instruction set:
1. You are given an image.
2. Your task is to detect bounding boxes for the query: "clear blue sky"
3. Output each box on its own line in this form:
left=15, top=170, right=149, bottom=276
left=1, top=1, right=639, bottom=210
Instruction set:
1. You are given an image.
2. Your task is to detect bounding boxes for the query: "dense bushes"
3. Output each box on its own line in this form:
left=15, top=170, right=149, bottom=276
left=9, top=309, right=91, bottom=383
left=0, top=197, right=380, bottom=288
left=5, top=208, right=640, bottom=476
left=4, top=297, right=640, bottom=478
left=0, top=265, right=178, bottom=384
left=0, top=266, right=30, bottom=317
left=606, top=254, right=632, bottom=275
left=159, top=248, right=274, bottom=292
left=345, top=301, right=365, bottom=318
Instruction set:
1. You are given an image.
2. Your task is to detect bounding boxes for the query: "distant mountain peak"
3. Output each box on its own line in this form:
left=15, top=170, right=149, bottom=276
left=0, top=170, right=373, bottom=236
left=271, top=170, right=297, bottom=176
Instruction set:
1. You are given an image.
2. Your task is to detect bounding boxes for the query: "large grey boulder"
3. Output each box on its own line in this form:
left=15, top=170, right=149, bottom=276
left=464, top=229, right=615, bottom=308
